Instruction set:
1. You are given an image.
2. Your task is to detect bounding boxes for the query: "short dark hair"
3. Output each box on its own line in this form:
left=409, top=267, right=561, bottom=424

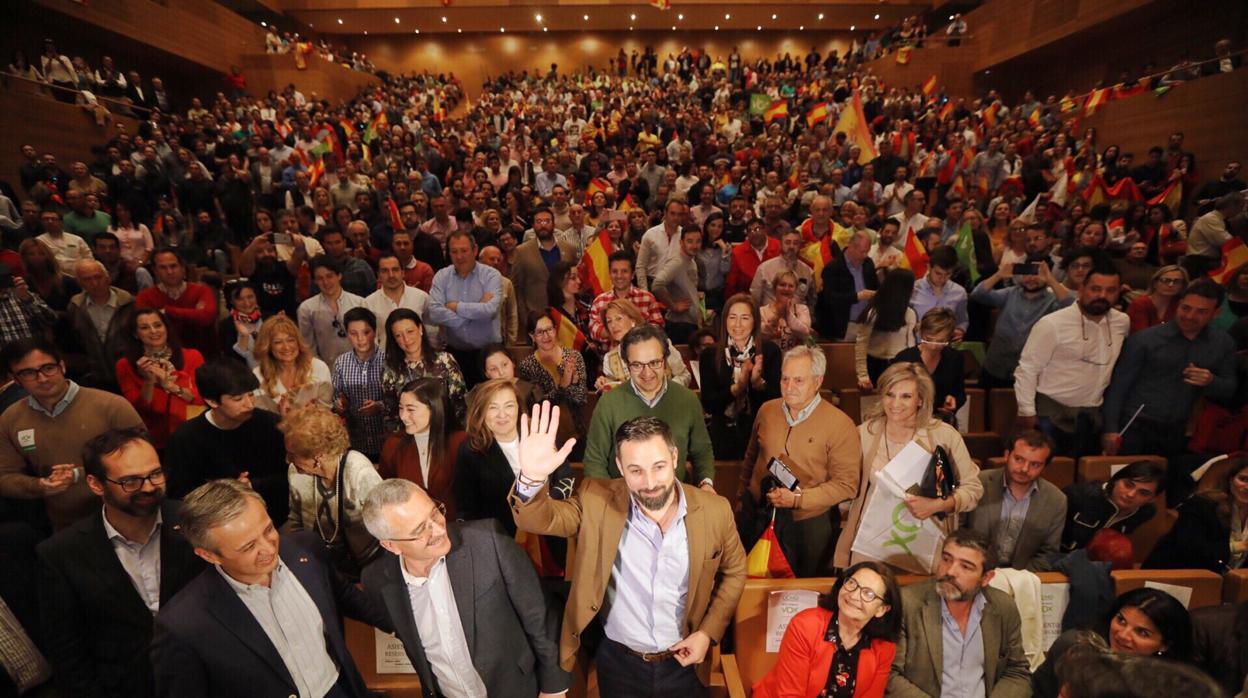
left=619, top=324, right=671, bottom=364
left=532, top=206, right=554, bottom=222
left=1006, top=429, right=1054, bottom=463
left=151, top=247, right=183, bottom=265
left=195, top=360, right=260, bottom=404
left=1085, top=252, right=1120, bottom=282
left=819, top=561, right=903, bottom=643
left=343, top=306, right=376, bottom=331
left=1109, top=460, right=1166, bottom=494
left=927, top=245, right=958, bottom=271
left=82, top=426, right=152, bottom=480
left=308, top=254, right=344, bottom=277
left=944, top=528, right=998, bottom=572
left=2, top=337, right=62, bottom=375
left=607, top=250, right=635, bottom=269
left=92, top=231, right=120, bottom=248
left=614, top=415, right=675, bottom=451
left=446, top=228, right=476, bottom=248
left=1180, top=278, right=1226, bottom=307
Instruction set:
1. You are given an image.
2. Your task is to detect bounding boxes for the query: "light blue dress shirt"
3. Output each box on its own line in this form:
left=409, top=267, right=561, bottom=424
left=911, top=276, right=970, bottom=332
left=940, top=592, right=988, bottom=698
left=427, top=262, right=502, bottom=349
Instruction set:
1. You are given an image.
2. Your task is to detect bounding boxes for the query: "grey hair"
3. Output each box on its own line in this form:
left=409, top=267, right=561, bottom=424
left=179, top=479, right=267, bottom=551
left=849, top=230, right=873, bottom=248
left=362, top=478, right=424, bottom=540
left=782, top=345, right=827, bottom=377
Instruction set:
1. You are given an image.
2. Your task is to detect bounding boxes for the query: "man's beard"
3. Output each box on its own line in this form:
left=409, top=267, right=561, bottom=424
left=1081, top=298, right=1112, bottom=316
left=634, top=480, right=677, bottom=512
left=935, top=575, right=979, bottom=602
left=111, top=488, right=166, bottom=517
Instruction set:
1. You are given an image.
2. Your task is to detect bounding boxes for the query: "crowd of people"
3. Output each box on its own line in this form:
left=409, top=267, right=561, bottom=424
left=0, top=17, right=1247, bottom=698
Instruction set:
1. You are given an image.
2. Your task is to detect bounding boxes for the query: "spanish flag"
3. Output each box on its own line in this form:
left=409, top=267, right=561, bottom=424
left=899, top=226, right=929, bottom=278
left=338, top=119, right=357, bottom=139
left=937, top=101, right=954, bottom=122
left=579, top=229, right=615, bottom=296
left=921, top=74, right=938, bottom=96
left=800, top=235, right=839, bottom=291
left=617, top=194, right=639, bottom=211
left=1209, top=238, right=1248, bottom=285
left=364, top=111, right=388, bottom=142
left=832, top=92, right=877, bottom=163
left=1083, top=88, right=1110, bottom=117
left=746, top=514, right=795, bottom=579
left=549, top=307, right=587, bottom=351
left=307, top=158, right=325, bottom=188
left=586, top=177, right=611, bottom=204
left=805, top=101, right=830, bottom=129
left=649, top=0, right=671, bottom=9
left=982, top=103, right=999, bottom=129
left=895, top=46, right=913, bottom=65
left=386, top=197, right=403, bottom=232
left=1147, top=180, right=1182, bottom=212
left=764, top=100, right=789, bottom=124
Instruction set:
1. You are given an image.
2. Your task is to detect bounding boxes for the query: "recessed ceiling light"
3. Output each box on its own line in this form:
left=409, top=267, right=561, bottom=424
left=874, top=13, right=880, bottom=20
left=850, top=25, right=856, bottom=31
left=337, top=18, right=343, bottom=24
left=500, top=27, right=505, bottom=32
left=415, top=29, right=419, bottom=34
left=756, top=25, right=762, bottom=31
left=630, top=13, right=636, bottom=21
left=441, top=16, right=448, bottom=23
left=799, top=26, right=804, bottom=31
left=671, top=26, right=676, bottom=31
left=535, top=13, right=542, bottom=22
left=677, top=14, right=684, bottom=21
left=457, top=28, right=462, bottom=33
left=714, top=26, right=719, bottom=31
left=583, top=14, right=589, bottom=21
left=771, top=14, right=777, bottom=20
left=629, top=26, right=633, bottom=31
left=363, top=30, right=368, bottom=34
left=949, top=14, right=954, bottom=20
left=394, top=17, right=400, bottom=24
left=725, top=13, right=731, bottom=20
left=543, top=26, right=548, bottom=32
left=818, top=13, right=825, bottom=20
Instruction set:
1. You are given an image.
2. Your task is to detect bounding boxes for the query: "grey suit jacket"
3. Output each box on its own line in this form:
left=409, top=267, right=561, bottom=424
left=360, top=519, right=569, bottom=698
left=964, top=469, right=1067, bottom=572
left=888, top=580, right=1032, bottom=698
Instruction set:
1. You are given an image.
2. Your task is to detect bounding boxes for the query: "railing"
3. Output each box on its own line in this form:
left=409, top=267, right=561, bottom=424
left=2, top=70, right=158, bottom=119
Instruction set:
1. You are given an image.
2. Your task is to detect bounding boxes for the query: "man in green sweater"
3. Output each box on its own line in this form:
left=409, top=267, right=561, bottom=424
left=583, top=324, right=715, bottom=489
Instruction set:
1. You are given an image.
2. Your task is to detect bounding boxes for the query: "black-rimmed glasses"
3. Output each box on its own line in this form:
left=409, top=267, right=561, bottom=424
left=105, top=469, right=166, bottom=493
left=627, top=359, right=666, bottom=373
left=13, top=363, right=62, bottom=382
left=841, top=576, right=883, bottom=603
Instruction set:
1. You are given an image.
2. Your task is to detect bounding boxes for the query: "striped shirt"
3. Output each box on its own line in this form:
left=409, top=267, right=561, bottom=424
left=217, top=561, right=339, bottom=698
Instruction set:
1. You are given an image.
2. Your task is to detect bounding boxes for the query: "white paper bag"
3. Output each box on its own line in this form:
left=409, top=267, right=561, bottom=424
left=1144, top=581, right=1193, bottom=608
left=766, top=589, right=820, bottom=653
left=850, top=480, right=945, bottom=574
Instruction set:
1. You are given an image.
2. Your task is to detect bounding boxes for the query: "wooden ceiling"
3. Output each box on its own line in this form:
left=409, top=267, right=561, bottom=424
left=274, top=0, right=932, bottom=36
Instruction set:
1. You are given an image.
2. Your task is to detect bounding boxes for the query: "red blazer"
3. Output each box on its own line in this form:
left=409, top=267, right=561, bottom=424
left=379, top=430, right=466, bottom=519
left=115, top=349, right=204, bottom=449
left=752, top=607, right=896, bottom=698
left=725, top=237, right=780, bottom=297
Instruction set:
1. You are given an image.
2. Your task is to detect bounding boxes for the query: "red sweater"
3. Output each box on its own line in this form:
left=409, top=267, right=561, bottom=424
left=115, top=349, right=204, bottom=449
left=725, top=237, right=780, bottom=297
left=752, top=606, right=895, bottom=698
left=136, top=284, right=219, bottom=355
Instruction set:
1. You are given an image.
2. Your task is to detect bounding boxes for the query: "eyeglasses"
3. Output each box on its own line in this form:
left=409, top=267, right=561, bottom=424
left=331, top=317, right=347, bottom=338
left=105, top=468, right=166, bottom=493
left=627, top=359, right=666, bottom=373
left=13, top=363, right=62, bottom=381
left=919, top=338, right=950, bottom=348
left=387, top=500, right=447, bottom=544
left=532, top=326, right=555, bottom=337
left=1157, top=277, right=1185, bottom=286
left=841, top=576, right=883, bottom=603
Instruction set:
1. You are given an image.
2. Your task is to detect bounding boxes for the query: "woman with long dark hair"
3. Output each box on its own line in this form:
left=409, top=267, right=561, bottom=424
left=1146, top=457, right=1248, bottom=572
left=379, top=376, right=465, bottom=519
left=382, top=308, right=466, bottom=429
left=698, top=293, right=782, bottom=460
left=753, top=562, right=902, bottom=698
left=854, top=268, right=917, bottom=390
left=115, top=308, right=204, bottom=449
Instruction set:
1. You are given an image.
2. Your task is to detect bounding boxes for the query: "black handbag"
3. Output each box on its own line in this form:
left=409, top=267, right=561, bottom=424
left=917, top=445, right=959, bottom=504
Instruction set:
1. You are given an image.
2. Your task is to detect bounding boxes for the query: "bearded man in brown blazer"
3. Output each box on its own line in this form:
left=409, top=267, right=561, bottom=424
left=509, top=404, right=746, bottom=697
left=509, top=207, right=578, bottom=328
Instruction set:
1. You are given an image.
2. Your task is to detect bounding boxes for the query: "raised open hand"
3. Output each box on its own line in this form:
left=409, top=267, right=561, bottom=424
left=518, top=401, right=576, bottom=482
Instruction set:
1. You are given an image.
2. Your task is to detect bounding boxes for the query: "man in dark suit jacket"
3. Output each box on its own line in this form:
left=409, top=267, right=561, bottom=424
left=360, top=479, right=569, bottom=698
left=818, top=230, right=877, bottom=340
left=964, top=430, right=1067, bottom=572
left=510, top=207, right=578, bottom=325
left=36, top=427, right=203, bottom=698
left=151, top=479, right=390, bottom=698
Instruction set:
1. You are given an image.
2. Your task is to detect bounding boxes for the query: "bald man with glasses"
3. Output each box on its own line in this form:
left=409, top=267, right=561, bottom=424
left=360, top=479, right=568, bottom=698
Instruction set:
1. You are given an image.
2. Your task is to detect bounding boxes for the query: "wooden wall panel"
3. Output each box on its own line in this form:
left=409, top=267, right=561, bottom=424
left=31, top=0, right=268, bottom=74
left=0, top=84, right=139, bottom=202
left=242, top=54, right=380, bottom=104
left=1082, top=67, right=1248, bottom=200
left=862, top=45, right=977, bottom=99
left=968, top=0, right=1154, bottom=72
left=346, top=31, right=856, bottom=95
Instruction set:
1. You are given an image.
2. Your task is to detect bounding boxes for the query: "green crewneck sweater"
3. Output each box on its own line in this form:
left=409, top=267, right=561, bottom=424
left=583, top=380, right=714, bottom=482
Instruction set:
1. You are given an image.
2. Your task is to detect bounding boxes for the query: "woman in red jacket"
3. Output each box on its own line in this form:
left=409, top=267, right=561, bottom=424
left=115, top=308, right=204, bottom=449
left=753, top=562, right=902, bottom=698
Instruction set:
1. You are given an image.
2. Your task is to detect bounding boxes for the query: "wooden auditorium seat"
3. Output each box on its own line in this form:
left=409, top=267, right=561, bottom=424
left=1110, top=569, right=1222, bottom=609
left=965, top=388, right=986, bottom=433
left=963, top=432, right=1004, bottom=462
left=988, top=388, right=1017, bottom=439
left=1223, top=569, right=1248, bottom=603
left=986, top=456, right=1076, bottom=490
left=1076, top=455, right=1167, bottom=484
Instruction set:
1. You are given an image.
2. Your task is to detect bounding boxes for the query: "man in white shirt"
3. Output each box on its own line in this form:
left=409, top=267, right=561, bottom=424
left=1015, top=260, right=1128, bottom=458
left=36, top=209, right=93, bottom=270
left=881, top=166, right=914, bottom=218
left=360, top=479, right=569, bottom=698
left=636, top=199, right=688, bottom=290
left=891, top=189, right=930, bottom=246
left=365, top=254, right=433, bottom=349
left=751, top=228, right=816, bottom=307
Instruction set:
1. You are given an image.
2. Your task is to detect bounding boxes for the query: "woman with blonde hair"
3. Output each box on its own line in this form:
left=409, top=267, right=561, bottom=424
left=455, top=378, right=575, bottom=536
left=759, top=269, right=813, bottom=351
left=1126, top=265, right=1188, bottom=334
left=280, top=403, right=381, bottom=579
left=833, top=361, right=982, bottom=570
left=596, top=299, right=690, bottom=391
left=252, top=314, right=333, bottom=414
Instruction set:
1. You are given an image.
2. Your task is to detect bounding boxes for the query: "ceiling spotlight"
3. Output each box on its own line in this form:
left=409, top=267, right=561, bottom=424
left=818, top=13, right=825, bottom=20
left=500, top=27, right=505, bottom=32
left=771, top=14, right=778, bottom=20
left=949, top=14, right=954, bottom=20
left=756, top=25, right=762, bottom=31
left=799, top=26, right=804, bottom=31
left=260, top=21, right=267, bottom=27
left=671, top=26, right=676, bottom=31
left=363, top=30, right=368, bottom=35
left=629, top=26, right=634, bottom=31
left=415, top=29, right=420, bottom=34
left=583, top=14, right=589, bottom=21
left=714, top=26, right=719, bottom=31
left=874, top=13, right=880, bottom=20
left=677, top=14, right=684, bottom=20
left=535, top=14, right=542, bottom=22
left=543, top=26, right=548, bottom=32
left=441, top=16, right=448, bottom=23
left=457, top=28, right=462, bottom=33
left=630, top=13, right=637, bottom=21
left=394, top=17, right=400, bottom=24
left=337, top=18, right=343, bottom=25
left=725, top=13, right=731, bottom=20
left=850, top=25, right=856, bottom=31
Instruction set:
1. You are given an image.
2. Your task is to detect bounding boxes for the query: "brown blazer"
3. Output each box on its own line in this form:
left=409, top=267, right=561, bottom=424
left=380, top=430, right=467, bottom=520
left=508, top=238, right=578, bottom=329
left=832, top=419, right=983, bottom=569
left=509, top=478, right=747, bottom=685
